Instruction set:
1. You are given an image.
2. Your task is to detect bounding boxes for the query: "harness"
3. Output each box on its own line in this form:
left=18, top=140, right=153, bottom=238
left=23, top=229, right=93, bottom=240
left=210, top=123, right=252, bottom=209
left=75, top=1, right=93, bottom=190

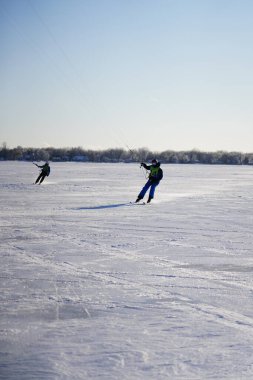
left=150, top=165, right=160, bottom=179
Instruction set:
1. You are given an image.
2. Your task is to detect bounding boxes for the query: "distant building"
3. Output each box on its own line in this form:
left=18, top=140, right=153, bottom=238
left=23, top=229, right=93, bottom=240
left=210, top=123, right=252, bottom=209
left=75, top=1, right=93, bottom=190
left=23, top=153, right=33, bottom=161
left=72, top=155, right=88, bottom=162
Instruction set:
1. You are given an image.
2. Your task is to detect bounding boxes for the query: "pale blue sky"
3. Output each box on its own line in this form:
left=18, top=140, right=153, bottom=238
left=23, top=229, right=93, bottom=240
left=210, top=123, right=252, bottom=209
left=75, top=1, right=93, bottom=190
left=1, top=0, right=253, bottom=152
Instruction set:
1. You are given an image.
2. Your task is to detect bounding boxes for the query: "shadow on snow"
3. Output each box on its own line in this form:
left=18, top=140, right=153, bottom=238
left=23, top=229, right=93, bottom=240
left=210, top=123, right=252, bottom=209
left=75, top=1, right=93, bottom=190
left=75, top=203, right=131, bottom=210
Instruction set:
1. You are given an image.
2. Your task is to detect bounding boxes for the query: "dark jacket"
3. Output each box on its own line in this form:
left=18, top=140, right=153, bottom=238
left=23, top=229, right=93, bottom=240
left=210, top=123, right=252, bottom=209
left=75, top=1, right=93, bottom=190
left=38, top=163, right=50, bottom=176
left=141, top=162, right=163, bottom=182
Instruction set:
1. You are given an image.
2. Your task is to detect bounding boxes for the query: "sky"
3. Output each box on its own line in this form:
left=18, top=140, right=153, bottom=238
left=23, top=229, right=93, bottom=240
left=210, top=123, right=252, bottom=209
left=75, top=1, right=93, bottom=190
left=1, top=0, right=253, bottom=152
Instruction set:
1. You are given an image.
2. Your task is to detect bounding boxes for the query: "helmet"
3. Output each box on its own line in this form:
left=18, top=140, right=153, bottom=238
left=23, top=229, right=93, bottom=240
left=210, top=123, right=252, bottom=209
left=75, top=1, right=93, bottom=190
left=151, top=159, right=158, bottom=164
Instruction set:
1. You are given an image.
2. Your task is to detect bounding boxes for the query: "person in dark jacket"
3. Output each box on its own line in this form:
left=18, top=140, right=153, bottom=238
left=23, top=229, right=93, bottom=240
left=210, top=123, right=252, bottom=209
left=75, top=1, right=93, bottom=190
left=135, top=159, right=163, bottom=203
left=34, top=162, right=50, bottom=184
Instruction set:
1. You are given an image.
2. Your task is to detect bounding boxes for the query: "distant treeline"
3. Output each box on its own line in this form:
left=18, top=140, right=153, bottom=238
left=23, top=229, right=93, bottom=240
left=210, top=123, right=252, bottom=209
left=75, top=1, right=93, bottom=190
left=1, top=143, right=253, bottom=165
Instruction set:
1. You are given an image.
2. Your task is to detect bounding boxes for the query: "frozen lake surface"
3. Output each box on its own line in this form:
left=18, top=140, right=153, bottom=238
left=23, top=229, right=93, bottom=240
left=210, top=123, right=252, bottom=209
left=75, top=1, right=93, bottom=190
left=1, top=162, right=253, bottom=379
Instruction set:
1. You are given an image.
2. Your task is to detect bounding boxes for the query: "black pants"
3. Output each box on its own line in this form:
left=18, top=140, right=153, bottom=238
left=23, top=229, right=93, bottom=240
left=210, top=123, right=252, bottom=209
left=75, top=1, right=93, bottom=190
left=35, top=173, right=47, bottom=184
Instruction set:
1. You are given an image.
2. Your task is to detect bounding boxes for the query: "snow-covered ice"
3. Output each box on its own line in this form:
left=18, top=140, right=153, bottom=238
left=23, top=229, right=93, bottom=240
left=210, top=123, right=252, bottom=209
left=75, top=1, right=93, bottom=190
left=1, top=162, right=253, bottom=379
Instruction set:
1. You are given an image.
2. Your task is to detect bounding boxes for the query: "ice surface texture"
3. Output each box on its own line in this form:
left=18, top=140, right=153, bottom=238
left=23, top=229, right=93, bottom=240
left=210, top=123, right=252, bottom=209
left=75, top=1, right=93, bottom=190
left=1, top=162, right=253, bottom=379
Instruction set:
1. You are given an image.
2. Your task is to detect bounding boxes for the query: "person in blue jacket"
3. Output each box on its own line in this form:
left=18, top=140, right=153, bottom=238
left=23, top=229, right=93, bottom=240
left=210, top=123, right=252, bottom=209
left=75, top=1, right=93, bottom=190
left=135, top=159, right=163, bottom=203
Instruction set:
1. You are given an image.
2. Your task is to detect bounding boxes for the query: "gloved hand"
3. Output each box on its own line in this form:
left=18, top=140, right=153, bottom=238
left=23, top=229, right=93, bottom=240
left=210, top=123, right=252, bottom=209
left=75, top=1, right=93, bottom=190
left=140, top=162, right=144, bottom=167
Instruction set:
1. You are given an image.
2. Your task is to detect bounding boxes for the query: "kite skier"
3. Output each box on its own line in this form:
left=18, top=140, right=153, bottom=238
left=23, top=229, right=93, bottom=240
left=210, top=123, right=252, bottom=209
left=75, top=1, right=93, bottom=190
left=34, top=162, right=51, bottom=184
left=135, top=159, right=163, bottom=203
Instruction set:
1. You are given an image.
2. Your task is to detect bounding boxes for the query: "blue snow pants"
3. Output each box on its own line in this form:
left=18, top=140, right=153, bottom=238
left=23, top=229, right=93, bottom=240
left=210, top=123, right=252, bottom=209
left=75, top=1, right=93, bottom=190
left=138, top=179, right=159, bottom=200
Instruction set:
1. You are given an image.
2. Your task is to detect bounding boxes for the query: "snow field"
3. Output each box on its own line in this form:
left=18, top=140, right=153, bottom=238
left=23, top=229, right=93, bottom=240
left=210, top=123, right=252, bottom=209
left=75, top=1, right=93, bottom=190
left=0, top=162, right=253, bottom=379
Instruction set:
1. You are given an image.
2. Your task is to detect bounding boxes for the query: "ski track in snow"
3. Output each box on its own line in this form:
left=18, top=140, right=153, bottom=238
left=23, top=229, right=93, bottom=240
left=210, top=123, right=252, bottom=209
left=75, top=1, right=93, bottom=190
left=1, top=162, right=253, bottom=379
